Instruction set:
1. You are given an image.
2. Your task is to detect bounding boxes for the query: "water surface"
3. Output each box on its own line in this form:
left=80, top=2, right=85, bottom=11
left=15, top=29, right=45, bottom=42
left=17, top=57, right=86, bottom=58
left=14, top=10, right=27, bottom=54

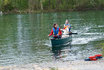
left=0, top=11, right=104, bottom=66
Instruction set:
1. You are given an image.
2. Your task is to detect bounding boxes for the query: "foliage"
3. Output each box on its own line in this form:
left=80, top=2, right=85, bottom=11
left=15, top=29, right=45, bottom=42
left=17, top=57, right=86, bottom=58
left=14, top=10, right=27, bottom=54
left=1, top=0, right=28, bottom=12
left=42, top=0, right=104, bottom=11
left=2, top=0, right=14, bottom=11
left=0, top=0, right=104, bottom=12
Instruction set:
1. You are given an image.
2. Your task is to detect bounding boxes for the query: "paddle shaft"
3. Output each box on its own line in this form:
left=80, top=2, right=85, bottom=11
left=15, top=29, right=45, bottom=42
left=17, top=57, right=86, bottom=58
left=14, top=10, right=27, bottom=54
left=69, top=32, right=78, bottom=35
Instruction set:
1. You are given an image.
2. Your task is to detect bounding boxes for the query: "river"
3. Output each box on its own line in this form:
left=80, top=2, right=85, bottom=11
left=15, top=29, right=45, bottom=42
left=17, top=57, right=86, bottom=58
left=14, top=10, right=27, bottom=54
left=0, top=11, right=104, bottom=66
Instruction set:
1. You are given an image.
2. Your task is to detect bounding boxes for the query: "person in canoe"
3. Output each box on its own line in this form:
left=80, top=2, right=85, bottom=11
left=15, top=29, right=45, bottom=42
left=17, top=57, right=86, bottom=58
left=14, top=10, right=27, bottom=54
left=63, top=19, right=72, bottom=34
left=48, top=23, right=62, bottom=39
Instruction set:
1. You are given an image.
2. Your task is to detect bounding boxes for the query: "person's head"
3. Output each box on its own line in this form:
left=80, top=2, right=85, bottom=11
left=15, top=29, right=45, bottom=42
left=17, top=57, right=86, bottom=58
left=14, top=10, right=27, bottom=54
left=65, top=19, right=69, bottom=24
left=53, top=23, right=58, bottom=28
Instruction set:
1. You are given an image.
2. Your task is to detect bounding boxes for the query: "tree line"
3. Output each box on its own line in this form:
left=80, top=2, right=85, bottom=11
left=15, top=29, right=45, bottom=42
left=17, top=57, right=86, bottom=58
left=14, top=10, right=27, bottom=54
left=0, top=0, right=104, bottom=13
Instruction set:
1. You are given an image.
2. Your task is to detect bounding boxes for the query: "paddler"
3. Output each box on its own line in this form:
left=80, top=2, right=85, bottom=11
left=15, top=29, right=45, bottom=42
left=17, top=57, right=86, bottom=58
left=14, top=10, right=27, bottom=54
left=48, top=23, right=62, bottom=39
left=64, top=19, right=71, bottom=33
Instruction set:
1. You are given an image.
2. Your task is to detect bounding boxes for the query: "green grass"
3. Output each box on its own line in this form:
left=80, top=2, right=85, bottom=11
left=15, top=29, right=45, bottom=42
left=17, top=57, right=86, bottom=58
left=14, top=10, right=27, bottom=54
left=100, top=43, right=104, bottom=55
left=50, top=67, right=58, bottom=70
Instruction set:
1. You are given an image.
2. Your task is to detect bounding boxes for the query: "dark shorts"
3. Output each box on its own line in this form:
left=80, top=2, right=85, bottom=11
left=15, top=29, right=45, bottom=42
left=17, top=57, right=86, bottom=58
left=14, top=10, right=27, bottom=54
left=69, top=28, right=71, bottom=32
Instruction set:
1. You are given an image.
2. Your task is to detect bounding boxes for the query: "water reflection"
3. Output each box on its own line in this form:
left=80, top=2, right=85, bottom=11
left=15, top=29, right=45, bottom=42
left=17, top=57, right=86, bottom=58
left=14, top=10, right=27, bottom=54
left=0, top=11, right=3, bottom=16
left=52, top=42, right=72, bottom=60
left=17, top=15, right=23, bottom=47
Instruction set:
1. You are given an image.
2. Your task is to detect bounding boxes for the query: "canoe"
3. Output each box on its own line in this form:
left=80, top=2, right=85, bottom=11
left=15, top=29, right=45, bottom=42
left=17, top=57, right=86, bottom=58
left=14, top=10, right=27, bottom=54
left=50, top=35, right=72, bottom=47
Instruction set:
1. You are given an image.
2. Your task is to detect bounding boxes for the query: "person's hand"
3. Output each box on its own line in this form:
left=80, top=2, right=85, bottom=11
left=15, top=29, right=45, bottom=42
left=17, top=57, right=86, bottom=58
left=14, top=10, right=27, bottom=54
left=53, top=35, right=55, bottom=37
left=57, top=34, right=59, bottom=36
left=48, top=35, right=50, bottom=37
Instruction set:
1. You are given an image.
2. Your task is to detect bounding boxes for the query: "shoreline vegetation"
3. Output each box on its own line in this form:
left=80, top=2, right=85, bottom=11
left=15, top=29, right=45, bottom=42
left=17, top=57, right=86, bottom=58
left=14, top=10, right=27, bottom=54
left=0, top=0, right=104, bottom=14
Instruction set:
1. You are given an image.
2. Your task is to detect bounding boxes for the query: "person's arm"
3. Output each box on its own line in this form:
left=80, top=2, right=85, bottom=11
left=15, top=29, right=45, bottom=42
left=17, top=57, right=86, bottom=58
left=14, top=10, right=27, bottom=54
left=69, top=24, right=71, bottom=28
left=64, top=24, right=66, bottom=28
left=58, top=28, right=62, bottom=35
left=48, top=29, right=53, bottom=36
left=63, top=24, right=66, bottom=29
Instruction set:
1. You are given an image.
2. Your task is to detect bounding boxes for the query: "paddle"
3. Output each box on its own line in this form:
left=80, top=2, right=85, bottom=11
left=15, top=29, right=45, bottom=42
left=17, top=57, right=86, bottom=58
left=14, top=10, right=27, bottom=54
left=61, top=29, right=78, bottom=35
left=69, top=32, right=78, bottom=35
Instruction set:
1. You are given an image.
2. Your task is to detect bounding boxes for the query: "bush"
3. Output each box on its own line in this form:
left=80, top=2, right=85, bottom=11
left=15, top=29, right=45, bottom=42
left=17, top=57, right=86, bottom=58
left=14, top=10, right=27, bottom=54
left=2, top=1, right=14, bottom=12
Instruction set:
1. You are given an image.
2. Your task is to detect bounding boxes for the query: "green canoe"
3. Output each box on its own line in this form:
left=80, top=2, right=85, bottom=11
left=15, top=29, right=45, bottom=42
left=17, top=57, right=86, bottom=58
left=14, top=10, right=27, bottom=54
left=50, top=35, right=72, bottom=47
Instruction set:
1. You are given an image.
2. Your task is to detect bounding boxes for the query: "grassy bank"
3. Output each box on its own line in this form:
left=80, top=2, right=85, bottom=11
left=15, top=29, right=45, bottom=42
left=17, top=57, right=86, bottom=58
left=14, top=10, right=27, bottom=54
left=100, top=43, right=104, bottom=55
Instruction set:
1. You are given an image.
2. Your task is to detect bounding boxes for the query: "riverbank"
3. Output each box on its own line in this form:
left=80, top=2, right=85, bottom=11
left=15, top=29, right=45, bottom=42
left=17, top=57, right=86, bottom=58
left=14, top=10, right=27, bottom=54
left=1, top=0, right=104, bottom=14
left=0, top=58, right=104, bottom=70
left=2, top=8, right=104, bottom=14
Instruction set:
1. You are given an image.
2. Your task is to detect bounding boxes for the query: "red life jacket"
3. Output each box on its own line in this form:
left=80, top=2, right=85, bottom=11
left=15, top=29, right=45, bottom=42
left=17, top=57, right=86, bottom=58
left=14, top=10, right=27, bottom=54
left=89, top=56, right=97, bottom=61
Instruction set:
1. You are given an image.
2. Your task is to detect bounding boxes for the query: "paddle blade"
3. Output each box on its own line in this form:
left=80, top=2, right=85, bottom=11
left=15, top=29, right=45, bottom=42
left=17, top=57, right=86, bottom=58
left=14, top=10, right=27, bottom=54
left=69, top=33, right=78, bottom=35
